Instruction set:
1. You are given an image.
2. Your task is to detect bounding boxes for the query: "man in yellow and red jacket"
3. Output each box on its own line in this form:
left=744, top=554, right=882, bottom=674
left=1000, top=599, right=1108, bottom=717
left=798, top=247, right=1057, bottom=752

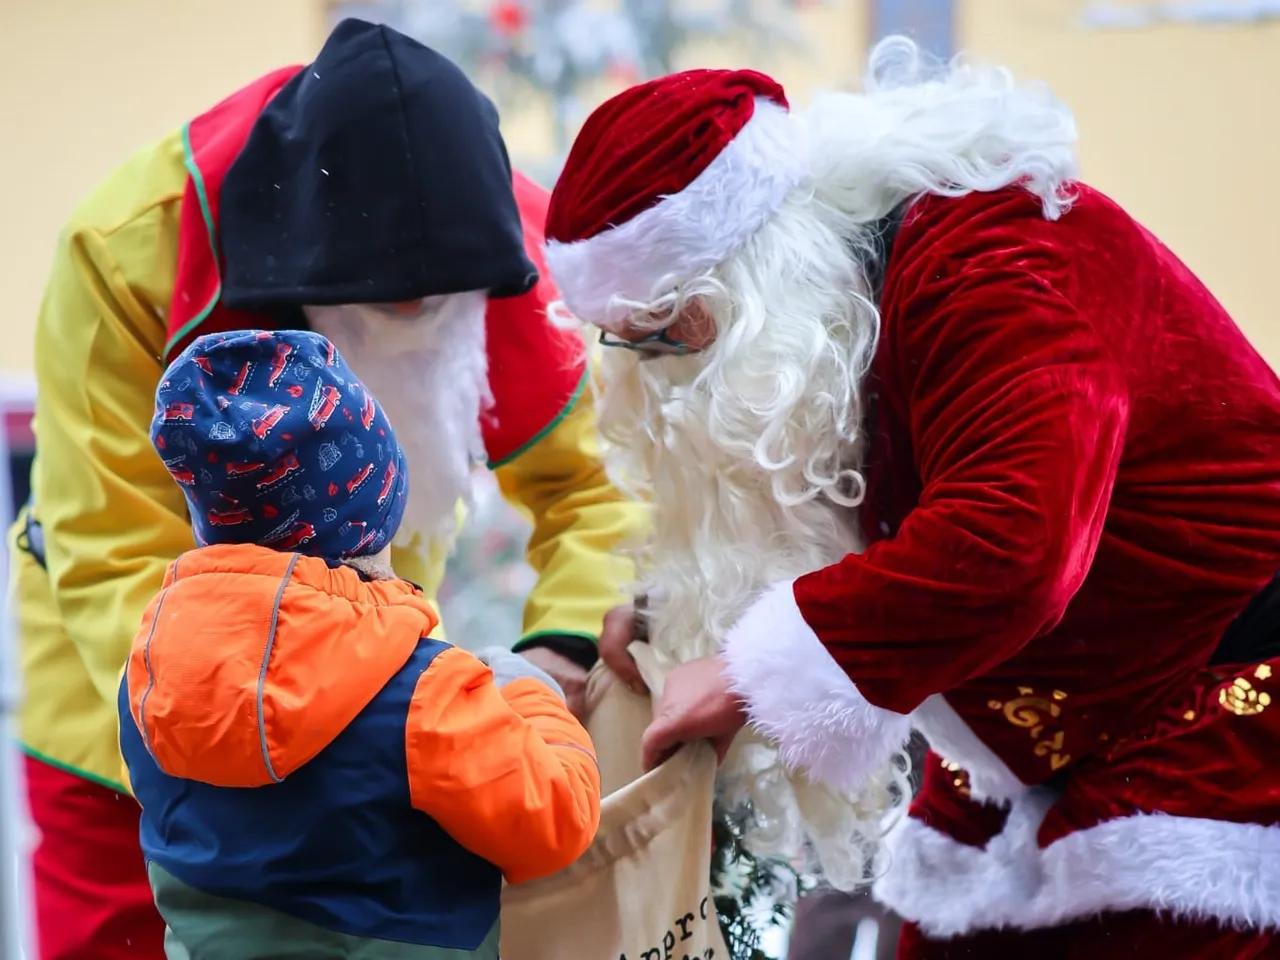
left=10, top=19, right=642, bottom=959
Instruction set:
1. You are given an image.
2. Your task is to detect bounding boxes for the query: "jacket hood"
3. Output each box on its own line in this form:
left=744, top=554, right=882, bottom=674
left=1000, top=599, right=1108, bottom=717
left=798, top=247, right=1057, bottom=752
left=125, top=544, right=437, bottom=787
left=219, top=18, right=537, bottom=310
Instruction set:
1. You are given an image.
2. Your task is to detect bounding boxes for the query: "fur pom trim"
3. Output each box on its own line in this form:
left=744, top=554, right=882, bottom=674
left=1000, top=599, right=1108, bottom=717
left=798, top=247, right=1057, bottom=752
left=874, top=790, right=1280, bottom=936
left=720, top=580, right=911, bottom=794
left=544, top=100, right=808, bottom=330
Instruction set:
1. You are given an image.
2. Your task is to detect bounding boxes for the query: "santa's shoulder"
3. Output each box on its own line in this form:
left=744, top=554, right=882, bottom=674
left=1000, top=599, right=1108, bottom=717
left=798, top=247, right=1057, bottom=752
left=893, top=182, right=1132, bottom=264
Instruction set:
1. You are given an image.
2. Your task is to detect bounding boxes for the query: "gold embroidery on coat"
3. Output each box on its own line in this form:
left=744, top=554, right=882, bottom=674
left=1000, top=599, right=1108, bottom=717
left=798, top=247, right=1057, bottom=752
left=1001, top=695, right=1061, bottom=728
left=987, top=686, right=1071, bottom=771
left=1219, top=676, right=1271, bottom=717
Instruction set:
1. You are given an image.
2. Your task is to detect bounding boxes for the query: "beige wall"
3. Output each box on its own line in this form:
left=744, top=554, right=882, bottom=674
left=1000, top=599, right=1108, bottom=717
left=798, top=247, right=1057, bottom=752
left=0, top=0, right=327, bottom=375
left=958, top=0, right=1280, bottom=364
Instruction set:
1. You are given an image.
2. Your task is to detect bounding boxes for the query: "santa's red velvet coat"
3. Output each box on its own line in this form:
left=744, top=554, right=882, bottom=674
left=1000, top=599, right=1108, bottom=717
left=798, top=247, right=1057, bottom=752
left=719, top=183, right=1280, bottom=951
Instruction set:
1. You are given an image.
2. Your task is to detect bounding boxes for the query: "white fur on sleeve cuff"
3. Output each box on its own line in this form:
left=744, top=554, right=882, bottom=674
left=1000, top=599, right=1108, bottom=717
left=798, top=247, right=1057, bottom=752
left=720, top=581, right=911, bottom=793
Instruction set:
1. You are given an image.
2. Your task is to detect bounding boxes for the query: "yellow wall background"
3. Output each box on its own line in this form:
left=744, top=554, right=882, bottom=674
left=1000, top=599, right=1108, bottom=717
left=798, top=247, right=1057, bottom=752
left=959, top=0, right=1279, bottom=365
left=0, top=0, right=327, bottom=376
left=0, top=0, right=1275, bottom=377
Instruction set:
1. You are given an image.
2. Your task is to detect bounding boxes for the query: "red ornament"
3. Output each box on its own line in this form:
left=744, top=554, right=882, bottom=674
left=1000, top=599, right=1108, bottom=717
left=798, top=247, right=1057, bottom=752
left=605, top=60, right=640, bottom=88
left=490, top=0, right=527, bottom=37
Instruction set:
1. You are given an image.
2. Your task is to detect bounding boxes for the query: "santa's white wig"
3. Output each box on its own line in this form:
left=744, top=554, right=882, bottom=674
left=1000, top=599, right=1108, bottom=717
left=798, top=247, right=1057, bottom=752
left=561, top=36, right=1078, bottom=886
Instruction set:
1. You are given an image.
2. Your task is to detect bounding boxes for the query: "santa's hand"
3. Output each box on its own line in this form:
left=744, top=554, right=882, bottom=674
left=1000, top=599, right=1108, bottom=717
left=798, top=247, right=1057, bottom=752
left=641, top=656, right=746, bottom=771
left=519, top=646, right=589, bottom=719
left=599, top=604, right=647, bottom=695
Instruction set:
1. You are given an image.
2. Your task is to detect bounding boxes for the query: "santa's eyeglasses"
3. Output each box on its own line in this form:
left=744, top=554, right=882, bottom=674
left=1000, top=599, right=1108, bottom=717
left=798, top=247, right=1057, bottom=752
left=597, top=328, right=700, bottom=356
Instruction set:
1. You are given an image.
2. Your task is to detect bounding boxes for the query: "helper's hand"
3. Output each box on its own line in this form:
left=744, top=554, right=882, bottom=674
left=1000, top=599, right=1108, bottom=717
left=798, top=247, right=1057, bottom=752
left=519, top=646, right=589, bottom=719
left=641, top=656, right=746, bottom=771
left=598, top=604, right=647, bottom=695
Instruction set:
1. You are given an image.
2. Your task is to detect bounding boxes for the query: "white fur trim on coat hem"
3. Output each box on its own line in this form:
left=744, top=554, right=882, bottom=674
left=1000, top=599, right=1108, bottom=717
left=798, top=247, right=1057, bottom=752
left=873, top=789, right=1280, bottom=937
left=720, top=580, right=911, bottom=794
left=911, top=694, right=1028, bottom=805
left=544, top=100, right=809, bottom=330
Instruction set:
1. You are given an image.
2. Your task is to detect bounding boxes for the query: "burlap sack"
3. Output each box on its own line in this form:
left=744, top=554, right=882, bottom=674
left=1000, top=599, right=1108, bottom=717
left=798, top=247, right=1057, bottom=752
left=500, top=645, right=730, bottom=959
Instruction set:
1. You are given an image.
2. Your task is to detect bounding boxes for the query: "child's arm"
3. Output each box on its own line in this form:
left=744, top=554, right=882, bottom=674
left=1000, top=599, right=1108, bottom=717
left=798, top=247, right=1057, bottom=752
left=404, top=645, right=601, bottom=884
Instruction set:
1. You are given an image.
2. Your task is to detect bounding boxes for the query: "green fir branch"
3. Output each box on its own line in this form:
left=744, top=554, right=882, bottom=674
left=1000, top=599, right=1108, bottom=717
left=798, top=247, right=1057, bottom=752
left=709, top=804, right=807, bottom=960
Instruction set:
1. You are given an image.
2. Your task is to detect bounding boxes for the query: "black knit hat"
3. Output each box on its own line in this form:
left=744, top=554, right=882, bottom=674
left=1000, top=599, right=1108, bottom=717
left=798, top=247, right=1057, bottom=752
left=219, top=18, right=537, bottom=310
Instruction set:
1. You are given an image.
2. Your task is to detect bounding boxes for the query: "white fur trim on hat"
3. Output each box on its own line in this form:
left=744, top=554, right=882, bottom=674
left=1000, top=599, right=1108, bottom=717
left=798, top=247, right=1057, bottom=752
left=544, top=100, right=809, bottom=330
left=719, top=580, right=912, bottom=794
left=873, top=789, right=1280, bottom=937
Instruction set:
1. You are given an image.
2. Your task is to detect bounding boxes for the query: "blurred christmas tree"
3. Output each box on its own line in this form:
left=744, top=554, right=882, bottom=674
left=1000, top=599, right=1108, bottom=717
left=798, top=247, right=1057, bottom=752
left=328, top=0, right=818, bottom=174
left=436, top=470, right=535, bottom=651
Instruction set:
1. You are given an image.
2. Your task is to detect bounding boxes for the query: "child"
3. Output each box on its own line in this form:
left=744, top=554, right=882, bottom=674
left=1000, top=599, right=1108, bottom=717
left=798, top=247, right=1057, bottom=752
left=118, top=329, right=600, bottom=959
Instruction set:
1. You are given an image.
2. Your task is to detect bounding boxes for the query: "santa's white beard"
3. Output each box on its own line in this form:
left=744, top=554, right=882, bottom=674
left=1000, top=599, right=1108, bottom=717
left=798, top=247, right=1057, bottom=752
left=596, top=212, right=908, bottom=888
left=304, top=293, right=491, bottom=554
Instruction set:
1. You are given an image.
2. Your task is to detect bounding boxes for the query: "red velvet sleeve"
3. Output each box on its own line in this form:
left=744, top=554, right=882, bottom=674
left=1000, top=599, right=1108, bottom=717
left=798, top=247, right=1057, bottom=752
left=793, top=206, right=1130, bottom=714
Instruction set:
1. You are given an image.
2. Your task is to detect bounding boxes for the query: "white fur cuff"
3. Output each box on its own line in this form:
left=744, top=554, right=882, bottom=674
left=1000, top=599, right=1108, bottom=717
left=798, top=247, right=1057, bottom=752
left=720, top=581, right=911, bottom=793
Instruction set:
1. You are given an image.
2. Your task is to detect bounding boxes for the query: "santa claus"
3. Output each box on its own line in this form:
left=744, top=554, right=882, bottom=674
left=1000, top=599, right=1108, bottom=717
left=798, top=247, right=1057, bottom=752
left=556, top=38, right=1280, bottom=958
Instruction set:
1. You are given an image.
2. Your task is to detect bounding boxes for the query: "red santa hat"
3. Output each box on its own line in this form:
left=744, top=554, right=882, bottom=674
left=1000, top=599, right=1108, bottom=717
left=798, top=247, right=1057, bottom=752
left=545, top=69, right=809, bottom=329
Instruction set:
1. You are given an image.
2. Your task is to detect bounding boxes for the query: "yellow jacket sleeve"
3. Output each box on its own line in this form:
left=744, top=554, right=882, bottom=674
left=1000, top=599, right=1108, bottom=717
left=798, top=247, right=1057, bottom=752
left=405, top=646, right=600, bottom=883
left=31, top=213, right=192, bottom=710
left=493, top=384, right=648, bottom=648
